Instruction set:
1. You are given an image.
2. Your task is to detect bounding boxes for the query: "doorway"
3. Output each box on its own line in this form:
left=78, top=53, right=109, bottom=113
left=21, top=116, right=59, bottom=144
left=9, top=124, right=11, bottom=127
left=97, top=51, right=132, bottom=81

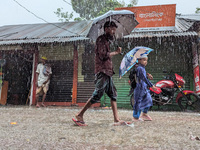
left=1, top=51, right=33, bottom=105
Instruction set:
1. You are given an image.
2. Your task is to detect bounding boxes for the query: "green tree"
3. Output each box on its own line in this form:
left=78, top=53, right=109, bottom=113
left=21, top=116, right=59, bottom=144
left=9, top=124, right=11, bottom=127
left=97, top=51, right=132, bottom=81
left=55, top=0, right=138, bottom=22
left=54, top=8, right=73, bottom=22
left=127, top=0, right=138, bottom=7
left=196, top=7, right=200, bottom=14
left=71, top=0, right=125, bottom=20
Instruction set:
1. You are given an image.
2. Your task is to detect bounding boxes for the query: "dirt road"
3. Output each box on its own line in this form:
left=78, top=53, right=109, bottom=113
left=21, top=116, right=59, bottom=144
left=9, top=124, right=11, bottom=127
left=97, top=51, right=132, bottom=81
left=0, top=106, right=200, bottom=150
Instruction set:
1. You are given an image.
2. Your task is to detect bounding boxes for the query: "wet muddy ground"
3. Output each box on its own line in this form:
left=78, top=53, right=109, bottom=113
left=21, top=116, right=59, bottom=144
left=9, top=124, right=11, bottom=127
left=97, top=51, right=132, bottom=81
left=0, top=106, right=200, bottom=150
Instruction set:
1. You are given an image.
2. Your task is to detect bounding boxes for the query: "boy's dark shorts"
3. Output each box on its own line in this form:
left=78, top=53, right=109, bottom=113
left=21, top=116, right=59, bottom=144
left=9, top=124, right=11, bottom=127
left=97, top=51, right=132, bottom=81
left=90, top=72, right=117, bottom=104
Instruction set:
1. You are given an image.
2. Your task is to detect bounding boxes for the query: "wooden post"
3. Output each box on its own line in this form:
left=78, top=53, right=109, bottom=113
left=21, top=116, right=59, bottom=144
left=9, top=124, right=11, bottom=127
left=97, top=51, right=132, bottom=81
left=72, top=44, right=78, bottom=105
left=0, top=81, right=8, bottom=105
left=30, top=50, right=39, bottom=105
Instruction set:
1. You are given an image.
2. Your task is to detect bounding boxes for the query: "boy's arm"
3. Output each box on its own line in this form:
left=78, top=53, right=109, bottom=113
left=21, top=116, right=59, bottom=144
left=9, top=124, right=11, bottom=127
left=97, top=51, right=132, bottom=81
left=145, top=72, right=157, bottom=90
left=138, top=68, right=153, bottom=87
left=147, top=73, right=153, bottom=80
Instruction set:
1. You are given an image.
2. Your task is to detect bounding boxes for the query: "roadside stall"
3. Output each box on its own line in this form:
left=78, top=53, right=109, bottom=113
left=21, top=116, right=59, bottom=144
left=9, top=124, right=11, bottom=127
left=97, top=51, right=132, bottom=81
left=0, top=21, right=93, bottom=106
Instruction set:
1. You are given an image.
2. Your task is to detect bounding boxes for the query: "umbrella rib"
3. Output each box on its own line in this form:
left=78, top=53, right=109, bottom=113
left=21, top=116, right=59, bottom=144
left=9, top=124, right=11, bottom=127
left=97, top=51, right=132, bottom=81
left=96, top=15, right=132, bottom=34
left=111, top=18, right=130, bottom=35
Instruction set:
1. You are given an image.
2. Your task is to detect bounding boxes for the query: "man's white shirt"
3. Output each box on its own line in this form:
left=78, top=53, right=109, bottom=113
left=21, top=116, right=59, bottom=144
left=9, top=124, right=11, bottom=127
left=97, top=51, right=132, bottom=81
left=36, top=63, right=52, bottom=87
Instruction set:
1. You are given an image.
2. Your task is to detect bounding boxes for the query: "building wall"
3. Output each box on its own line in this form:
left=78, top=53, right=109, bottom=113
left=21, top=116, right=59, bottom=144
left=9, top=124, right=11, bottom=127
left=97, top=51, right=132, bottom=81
left=0, top=47, right=34, bottom=105
left=40, top=44, right=73, bottom=102
left=37, top=43, right=86, bottom=103
left=38, top=44, right=74, bottom=61
left=77, top=44, right=95, bottom=103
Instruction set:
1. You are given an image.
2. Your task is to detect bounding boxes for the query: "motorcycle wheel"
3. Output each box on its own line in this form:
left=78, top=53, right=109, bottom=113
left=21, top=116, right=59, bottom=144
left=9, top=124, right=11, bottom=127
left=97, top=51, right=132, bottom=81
left=178, top=93, right=200, bottom=112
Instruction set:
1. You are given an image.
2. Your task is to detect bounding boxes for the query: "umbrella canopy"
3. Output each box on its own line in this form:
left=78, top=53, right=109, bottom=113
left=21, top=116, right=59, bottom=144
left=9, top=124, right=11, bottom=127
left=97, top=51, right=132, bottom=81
left=87, top=10, right=139, bottom=42
left=119, top=46, right=154, bottom=78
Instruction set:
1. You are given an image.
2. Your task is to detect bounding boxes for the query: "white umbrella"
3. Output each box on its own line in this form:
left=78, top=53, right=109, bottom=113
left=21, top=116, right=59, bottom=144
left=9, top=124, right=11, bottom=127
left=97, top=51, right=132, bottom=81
left=87, top=10, right=139, bottom=42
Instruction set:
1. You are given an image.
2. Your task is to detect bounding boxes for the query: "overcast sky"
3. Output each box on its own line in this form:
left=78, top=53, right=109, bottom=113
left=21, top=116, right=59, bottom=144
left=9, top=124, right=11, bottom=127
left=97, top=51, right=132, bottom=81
left=0, top=0, right=199, bottom=27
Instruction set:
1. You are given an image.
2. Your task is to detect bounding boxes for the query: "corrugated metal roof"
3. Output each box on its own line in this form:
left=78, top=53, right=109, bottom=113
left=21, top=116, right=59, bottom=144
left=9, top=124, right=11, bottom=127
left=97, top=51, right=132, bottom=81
left=0, top=36, right=90, bottom=45
left=177, top=14, right=200, bottom=21
left=175, top=14, right=200, bottom=32
left=0, top=21, right=93, bottom=45
left=125, top=15, right=199, bottom=38
left=124, top=31, right=198, bottom=38
left=0, top=14, right=199, bottom=46
left=175, top=18, right=195, bottom=32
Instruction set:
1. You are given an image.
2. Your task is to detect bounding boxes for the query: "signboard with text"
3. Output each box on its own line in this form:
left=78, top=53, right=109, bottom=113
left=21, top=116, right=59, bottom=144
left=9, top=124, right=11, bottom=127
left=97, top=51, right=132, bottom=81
left=192, top=43, right=200, bottom=94
left=115, top=4, right=176, bottom=32
left=194, top=66, right=200, bottom=94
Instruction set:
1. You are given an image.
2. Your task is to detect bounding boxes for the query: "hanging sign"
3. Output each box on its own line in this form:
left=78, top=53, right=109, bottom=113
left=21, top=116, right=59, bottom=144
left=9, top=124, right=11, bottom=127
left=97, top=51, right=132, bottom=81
left=115, top=4, right=176, bottom=32
left=192, top=43, right=200, bottom=94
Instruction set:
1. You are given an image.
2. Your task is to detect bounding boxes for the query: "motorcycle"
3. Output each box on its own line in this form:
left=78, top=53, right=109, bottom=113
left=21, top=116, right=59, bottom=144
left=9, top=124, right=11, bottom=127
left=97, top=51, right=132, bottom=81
left=129, top=71, right=200, bottom=111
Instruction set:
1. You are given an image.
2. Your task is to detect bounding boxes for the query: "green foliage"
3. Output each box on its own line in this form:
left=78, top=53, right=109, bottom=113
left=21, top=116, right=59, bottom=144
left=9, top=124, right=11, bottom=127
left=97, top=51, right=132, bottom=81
left=71, top=0, right=125, bottom=20
left=196, top=7, right=200, bottom=14
left=54, top=0, right=138, bottom=22
left=128, top=0, right=138, bottom=6
left=54, top=8, right=73, bottom=22
left=74, top=17, right=85, bottom=21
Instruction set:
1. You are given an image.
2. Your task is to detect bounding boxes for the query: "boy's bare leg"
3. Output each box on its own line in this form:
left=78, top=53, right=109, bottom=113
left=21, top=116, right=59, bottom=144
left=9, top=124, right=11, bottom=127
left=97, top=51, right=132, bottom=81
left=110, top=100, right=120, bottom=122
left=76, top=99, right=92, bottom=122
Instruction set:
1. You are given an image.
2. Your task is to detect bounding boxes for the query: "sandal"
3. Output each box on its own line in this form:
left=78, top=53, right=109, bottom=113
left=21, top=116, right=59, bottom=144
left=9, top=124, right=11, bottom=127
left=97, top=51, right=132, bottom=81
left=113, top=120, right=127, bottom=126
left=72, top=118, right=88, bottom=126
left=125, top=121, right=135, bottom=127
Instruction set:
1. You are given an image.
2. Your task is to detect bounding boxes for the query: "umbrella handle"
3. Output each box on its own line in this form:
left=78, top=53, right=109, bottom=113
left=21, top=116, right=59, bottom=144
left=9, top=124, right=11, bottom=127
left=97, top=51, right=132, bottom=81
left=116, top=45, right=124, bottom=55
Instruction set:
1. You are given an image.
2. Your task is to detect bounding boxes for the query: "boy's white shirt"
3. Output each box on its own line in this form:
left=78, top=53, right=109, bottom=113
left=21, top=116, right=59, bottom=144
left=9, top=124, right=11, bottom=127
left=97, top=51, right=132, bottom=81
left=36, top=63, right=52, bottom=87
